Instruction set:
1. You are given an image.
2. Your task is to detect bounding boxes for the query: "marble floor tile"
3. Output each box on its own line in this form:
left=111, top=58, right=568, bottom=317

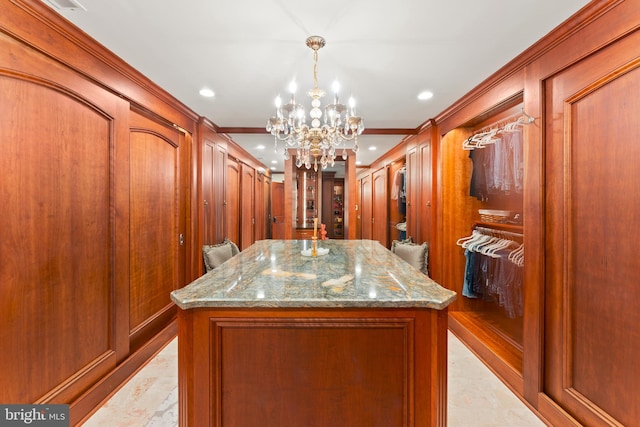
left=81, top=332, right=544, bottom=426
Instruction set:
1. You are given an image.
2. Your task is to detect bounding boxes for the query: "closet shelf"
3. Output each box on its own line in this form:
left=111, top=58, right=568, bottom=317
left=473, top=221, right=523, bottom=233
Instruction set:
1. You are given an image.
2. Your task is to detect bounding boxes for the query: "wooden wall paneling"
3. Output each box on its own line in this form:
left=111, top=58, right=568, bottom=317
left=355, top=177, right=362, bottom=239
left=359, top=173, right=373, bottom=240
left=199, top=121, right=229, bottom=249
left=0, top=29, right=131, bottom=405
left=128, top=109, right=185, bottom=352
left=542, top=32, right=640, bottom=427
left=439, top=127, right=477, bottom=312
left=522, top=60, right=546, bottom=409
left=372, top=167, right=389, bottom=247
left=263, top=174, right=272, bottom=240
left=344, top=152, right=358, bottom=239
left=283, top=153, right=295, bottom=240
left=214, top=143, right=227, bottom=243
left=240, top=163, right=256, bottom=250
left=225, top=156, right=241, bottom=245
left=255, top=172, right=265, bottom=241
left=271, top=182, right=286, bottom=239
left=406, top=147, right=418, bottom=241
left=418, top=134, right=433, bottom=245
left=202, top=140, right=215, bottom=245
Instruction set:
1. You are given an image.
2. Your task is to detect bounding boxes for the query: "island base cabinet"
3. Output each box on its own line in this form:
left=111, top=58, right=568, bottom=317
left=177, top=307, right=448, bottom=427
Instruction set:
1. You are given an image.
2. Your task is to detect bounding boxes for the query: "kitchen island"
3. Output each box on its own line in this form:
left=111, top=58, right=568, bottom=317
left=171, top=239, right=456, bottom=427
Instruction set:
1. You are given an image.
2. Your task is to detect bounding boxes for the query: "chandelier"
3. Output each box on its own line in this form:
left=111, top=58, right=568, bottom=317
left=266, top=36, right=364, bottom=171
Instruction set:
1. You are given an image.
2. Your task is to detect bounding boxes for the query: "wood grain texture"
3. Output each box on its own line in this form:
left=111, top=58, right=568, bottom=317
left=359, top=173, right=373, bottom=239
left=225, top=156, right=241, bottom=245
left=372, top=167, right=389, bottom=247
left=0, top=29, right=131, bottom=405
left=543, top=31, right=640, bottom=426
left=240, top=163, right=255, bottom=250
left=128, top=111, right=183, bottom=344
left=178, top=307, right=448, bottom=427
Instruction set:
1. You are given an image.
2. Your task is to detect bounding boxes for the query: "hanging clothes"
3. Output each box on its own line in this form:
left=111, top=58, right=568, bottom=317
left=468, top=126, right=524, bottom=201
left=457, top=228, right=524, bottom=318
left=392, top=166, right=407, bottom=214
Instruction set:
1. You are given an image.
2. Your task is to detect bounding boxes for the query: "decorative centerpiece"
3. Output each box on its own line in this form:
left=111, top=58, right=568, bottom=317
left=301, top=218, right=329, bottom=257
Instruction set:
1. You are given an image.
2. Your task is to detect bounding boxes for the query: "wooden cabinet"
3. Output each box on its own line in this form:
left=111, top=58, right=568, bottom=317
left=372, top=167, right=389, bottom=247
left=321, top=173, right=344, bottom=239
left=295, top=168, right=319, bottom=229
left=128, top=109, right=188, bottom=352
left=240, top=163, right=255, bottom=250
left=225, top=156, right=241, bottom=246
left=332, top=180, right=344, bottom=238
left=541, top=31, right=640, bottom=427
left=0, top=6, right=192, bottom=422
left=358, top=173, right=373, bottom=240
left=0, top=35, right=131, bottom=407
left=202, top=128, right=227, bottom=246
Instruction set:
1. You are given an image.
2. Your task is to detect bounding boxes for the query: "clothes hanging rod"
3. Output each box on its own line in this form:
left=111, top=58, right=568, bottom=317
left=474, top=225, right=523, bottom=239
left=472, top=107, right=534, bottom=136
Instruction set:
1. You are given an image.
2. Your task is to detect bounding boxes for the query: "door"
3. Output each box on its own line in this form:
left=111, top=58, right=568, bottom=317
left=418, top=140, right=432, bottom=243
left=226, top=156, right=240, bottom=245
left=372, top=167, right=389, bottom=247
left=129, top=109, right=187, bottom=350
left=240, top=163, right=255, bottom=249
left=272, top=182, right=285, bottom=239
left=360, top=174, right=373, bottom=240
left=203, top=141, right=215, bottom=244
left=543, top=34, right=640, bottom=426
left=255, top=172, right=265, bottom=241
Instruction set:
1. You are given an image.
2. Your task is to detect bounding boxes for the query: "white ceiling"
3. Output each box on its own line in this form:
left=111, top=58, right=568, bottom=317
left=45, top=0, right=590, bottom=169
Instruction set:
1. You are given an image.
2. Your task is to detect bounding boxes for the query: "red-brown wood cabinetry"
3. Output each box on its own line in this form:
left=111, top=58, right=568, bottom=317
left=541, top=30, right=640, bottom=427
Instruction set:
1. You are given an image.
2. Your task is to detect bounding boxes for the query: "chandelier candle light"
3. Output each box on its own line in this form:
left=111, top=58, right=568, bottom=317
left=266, top=36, right=365, bottom=171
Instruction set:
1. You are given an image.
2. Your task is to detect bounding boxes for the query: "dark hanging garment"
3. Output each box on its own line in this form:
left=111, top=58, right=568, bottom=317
left=469, top=148, right=488, bottom=201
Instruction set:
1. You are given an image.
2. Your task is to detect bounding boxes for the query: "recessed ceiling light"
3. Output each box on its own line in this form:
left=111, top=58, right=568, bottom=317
left=368, top=146, right=377, bottom=151
left=356, top=161, right=362, bottom=165
left=43, top=0, right=86, bottom=11
left=256, top=145, right=265, bottom=150
left=199, top=88, right=215, bottom=98
left=270, top=166, right=276, bottom=170
left=271, top=160, right=277, bottom=164
left=418, top=91, right=434, bottom=100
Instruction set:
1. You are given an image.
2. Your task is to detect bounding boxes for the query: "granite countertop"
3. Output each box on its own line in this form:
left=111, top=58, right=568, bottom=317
left=171, top=239, right=457, bottom=310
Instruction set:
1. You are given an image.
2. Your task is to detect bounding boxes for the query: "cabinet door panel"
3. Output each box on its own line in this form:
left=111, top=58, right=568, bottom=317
left=240, top=164, right=255, bottom=250
left=226, top=157, right=240, bottom=245
left=544, top=34, right=640, bottom=426
left=0, top=49, right=128, bottom=402
left=360, top=175, right=372, bottom=240
left=129, top=110, right=185, bottom=345
left=372, top=168, right=389, bottom=247
left=419, top=141, right=432, bottom=244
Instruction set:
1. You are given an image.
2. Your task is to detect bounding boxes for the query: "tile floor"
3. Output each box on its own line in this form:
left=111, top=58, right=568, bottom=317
left=81, top=332, right=545, bottom=426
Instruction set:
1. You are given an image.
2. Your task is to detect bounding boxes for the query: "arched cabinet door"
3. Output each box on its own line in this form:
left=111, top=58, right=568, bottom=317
left=128, top=108, right=188, bottom=351
left=0, top=33, right=129, bottom=404
left=543, top=31, right=640, bottom=427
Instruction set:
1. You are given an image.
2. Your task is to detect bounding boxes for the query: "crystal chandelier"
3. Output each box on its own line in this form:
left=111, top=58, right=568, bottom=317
left=266, top=36, right=364, bottom=171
